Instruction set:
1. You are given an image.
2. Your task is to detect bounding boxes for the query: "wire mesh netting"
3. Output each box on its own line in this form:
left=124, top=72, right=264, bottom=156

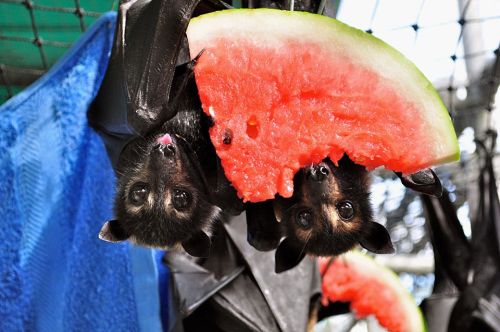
left=0, top=0, right=117, bottom=102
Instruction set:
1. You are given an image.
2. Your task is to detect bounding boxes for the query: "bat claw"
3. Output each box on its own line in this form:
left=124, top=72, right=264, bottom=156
left=396, top=169, right=443, bottom=197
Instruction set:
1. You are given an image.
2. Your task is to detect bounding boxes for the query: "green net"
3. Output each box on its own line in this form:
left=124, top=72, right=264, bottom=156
left=0, top=0, right=117, bottom=102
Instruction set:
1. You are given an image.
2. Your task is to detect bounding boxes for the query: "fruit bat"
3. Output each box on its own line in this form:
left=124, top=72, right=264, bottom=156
left=272, top=155, right=395, bottom=273
left=93, top=0, right=243, bottom=257
left=246, top=157, right=443, bottom=273
left=99, top=59, right=225, bottom=256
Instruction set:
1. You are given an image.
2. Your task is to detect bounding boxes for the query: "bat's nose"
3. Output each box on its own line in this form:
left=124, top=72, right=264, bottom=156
left=163, top=144, right=176, bottom=157
left=306, top=165, right=329, bottom=182
left=154, top=142, right=176, bottom=157
left=154, top=134, right=176, bottom=157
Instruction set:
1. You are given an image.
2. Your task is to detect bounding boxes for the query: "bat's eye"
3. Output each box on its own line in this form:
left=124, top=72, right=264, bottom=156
left=296, top=209, right=313, bottom=229
left=129, top=183, right=149, bottom=205
left=336, top=201, right=354, bottom=221
left=172, top=189, right=192, bottom=211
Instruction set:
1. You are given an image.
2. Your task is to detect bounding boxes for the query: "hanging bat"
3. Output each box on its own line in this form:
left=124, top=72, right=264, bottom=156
left=259, top=155, right=393, bottom=273
left=98, top=58, right=243, bottom=257
left=246, top=156, right=443, bottom=273
left=92, top=0, right=243, bottom=257
left=244, top=155, right=393, bottom=273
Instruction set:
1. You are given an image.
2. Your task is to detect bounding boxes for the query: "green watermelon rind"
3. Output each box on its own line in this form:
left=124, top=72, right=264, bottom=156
left=330, top=251, right=428, bottom=332
left=188, top=9, right=460, bottom=169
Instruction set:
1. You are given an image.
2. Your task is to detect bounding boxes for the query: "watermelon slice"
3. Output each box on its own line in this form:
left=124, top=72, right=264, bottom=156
left=320, top=252, right=426, bottom=332
left=187, top=9, right=459, bottom=202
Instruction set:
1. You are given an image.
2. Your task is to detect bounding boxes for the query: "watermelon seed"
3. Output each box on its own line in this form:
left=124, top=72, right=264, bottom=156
left=246, top=115, right=260, bottom=139
left=222, top=129, right=233, bottom=145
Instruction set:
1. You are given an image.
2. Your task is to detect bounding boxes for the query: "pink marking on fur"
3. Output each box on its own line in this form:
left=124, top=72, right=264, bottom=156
left=157, top=134, right=172, bottom=145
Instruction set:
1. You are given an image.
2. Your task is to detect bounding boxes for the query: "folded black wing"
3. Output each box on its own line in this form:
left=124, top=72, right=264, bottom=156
left=89, top=0, right=231, bottom=166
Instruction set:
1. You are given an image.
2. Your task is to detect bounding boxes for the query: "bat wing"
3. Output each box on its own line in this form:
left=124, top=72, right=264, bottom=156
left=89, top=0, right=228, bottom=167
left=225, top=214, right=321, bottom=332
left=163, top=250, right=244, bottom=318
left=421, top=191, right=471, bottom=291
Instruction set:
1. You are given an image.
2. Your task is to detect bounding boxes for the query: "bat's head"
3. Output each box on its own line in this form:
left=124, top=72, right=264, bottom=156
left=99, top=132, right=220, bottom=257
left=273, top=155, right=394, bottom=272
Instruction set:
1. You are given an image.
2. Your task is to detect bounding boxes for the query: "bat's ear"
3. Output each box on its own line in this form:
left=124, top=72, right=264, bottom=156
left=99, top=220, right=130, bottom=243
left=359, top=222, right=395, bottom=254
left=275, top=237, right=306, bottom=273
left=182, top=231, right=211, bottom=258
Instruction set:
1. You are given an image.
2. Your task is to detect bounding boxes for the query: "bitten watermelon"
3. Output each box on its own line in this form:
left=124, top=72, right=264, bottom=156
left=319, top=252, right=426, bottom=332
left=187, top=9, right=460, bottom=202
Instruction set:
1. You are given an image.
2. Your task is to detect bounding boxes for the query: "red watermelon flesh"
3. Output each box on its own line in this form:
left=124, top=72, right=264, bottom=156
left=319, top=253, right=426, bottom=332
left=187, top=9, right=460, bottom=202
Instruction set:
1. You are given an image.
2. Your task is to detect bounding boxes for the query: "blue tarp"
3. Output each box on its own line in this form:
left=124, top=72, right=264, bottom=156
left=0, top=12, right=163, bottom=331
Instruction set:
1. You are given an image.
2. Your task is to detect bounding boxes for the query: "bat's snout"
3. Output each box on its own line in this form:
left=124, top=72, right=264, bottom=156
left=154, top=134, right=176, bottom=158
left=305, top=164, right=330, bottom=182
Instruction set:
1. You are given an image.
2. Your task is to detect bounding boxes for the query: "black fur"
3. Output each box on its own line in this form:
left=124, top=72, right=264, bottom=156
left=99, top=61, right=234, bottom=255
left=274, top=155, right=394, bottom=272
left=112, top=136, right=218, bottom=245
